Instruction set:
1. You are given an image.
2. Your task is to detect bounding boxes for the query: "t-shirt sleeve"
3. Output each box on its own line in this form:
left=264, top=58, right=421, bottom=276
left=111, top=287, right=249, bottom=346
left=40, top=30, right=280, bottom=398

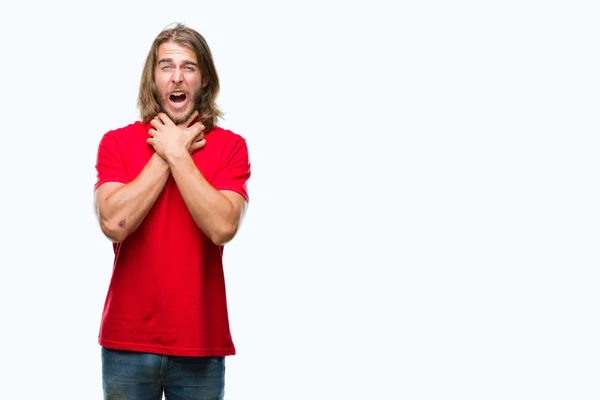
left=94, top=132, right=129, bottom=191
left=213, top=137, right=251, bottom=202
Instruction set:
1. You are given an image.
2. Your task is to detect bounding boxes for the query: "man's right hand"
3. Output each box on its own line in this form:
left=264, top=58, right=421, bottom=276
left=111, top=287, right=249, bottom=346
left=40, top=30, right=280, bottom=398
left=189, top=131, right=206, bottom=153
left=148, top=111, right=206, bottom=160
left=181, top=113, right=206, bottom=154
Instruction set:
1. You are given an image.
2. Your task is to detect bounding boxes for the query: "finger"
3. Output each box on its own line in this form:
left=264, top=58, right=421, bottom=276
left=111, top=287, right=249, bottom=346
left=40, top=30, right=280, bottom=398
left=157, top=113, right=175, bottom=126
left=187, top=122, right=205, bottom=138
left=189, top=138, right=207, bottom=152
left=148, top=128, right=156, bottom=137
left=190, top=120, right=205, bottom=132
left=191, top=138, right=206, bottom=150
left=150, top=118, right=162, bottom=129
left=191, top=133, right=204, bottom=147
left=185, top=110, right=200, bottom=126
left=146, top=138, right=154, bottom=145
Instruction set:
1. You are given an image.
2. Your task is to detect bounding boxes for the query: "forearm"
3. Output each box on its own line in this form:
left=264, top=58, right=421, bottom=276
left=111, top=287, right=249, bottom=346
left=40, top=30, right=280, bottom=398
left=167, top=153, right=237, bottom=244
left=99, top=153, right=170, bottom=242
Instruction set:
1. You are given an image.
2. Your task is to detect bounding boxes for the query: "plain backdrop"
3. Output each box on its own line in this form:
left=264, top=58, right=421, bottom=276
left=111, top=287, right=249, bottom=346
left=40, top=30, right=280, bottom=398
left=0, top=0, right=598, bottom=399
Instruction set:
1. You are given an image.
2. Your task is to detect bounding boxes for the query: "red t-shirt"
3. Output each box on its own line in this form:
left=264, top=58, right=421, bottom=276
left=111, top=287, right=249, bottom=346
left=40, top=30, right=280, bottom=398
left=94, top=121, right=250, bottom=357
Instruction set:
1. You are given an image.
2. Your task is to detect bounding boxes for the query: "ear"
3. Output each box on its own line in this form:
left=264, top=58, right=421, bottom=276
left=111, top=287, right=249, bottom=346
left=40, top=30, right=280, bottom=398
left=201, top=79, right=209, bottom=88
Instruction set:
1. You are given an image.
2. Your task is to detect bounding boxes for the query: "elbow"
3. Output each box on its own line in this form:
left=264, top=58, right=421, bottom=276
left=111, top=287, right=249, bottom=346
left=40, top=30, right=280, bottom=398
left=100, top=218, right=128, bottom=243
left=209, top=223, right=239, bottom=246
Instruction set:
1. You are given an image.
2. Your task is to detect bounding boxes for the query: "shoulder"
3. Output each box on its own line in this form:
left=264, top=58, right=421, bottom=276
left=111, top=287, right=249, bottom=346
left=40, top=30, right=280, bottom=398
left=102, top=121, right=147, bottom=141
left=212, top=126, right=249, bottom=156
left=206, top=126, right=250, bottom=166
left=209, top=126, right=246, bottom=144
left=97, top=121, right=148, bottom=152
left=209, top=126, right=249, bottom=154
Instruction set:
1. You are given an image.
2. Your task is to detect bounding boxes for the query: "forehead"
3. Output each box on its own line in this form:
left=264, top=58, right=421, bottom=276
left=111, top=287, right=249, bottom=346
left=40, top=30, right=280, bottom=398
left=156, top=41, right=198, bottom=63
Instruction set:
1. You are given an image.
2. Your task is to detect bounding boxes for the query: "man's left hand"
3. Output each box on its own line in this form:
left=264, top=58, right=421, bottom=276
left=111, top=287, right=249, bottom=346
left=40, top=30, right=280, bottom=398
left=147, top=111, right=205, bottom=161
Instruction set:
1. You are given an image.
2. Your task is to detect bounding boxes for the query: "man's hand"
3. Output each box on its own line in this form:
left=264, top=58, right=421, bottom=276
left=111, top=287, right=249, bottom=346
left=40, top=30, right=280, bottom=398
left=147, top=111, right=206, bottom=160
left=189, top=132, right=207, bottom=154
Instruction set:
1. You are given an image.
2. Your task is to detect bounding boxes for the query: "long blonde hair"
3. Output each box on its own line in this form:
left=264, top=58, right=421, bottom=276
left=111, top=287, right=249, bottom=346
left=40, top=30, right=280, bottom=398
left=138, top=23, right=223, bottom=130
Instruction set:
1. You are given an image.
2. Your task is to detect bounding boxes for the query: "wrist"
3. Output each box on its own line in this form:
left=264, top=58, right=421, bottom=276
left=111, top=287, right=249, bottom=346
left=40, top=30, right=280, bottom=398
left=165, top=150, right=191, bottom=166
left=150, top=152, right=170, bottom=170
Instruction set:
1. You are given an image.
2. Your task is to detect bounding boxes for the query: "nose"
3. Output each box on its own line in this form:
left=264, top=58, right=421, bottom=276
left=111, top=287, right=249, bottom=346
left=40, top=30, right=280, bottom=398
left=171, top=68, right=184, bottom=83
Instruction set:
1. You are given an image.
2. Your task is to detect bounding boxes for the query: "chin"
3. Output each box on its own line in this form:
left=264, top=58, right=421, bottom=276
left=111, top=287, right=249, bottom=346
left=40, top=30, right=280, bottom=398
left=166, top=108, right=193, bottom=125
left=159, top=96, right=199, bottom=125
left=170, top=114, right=188, bottom=125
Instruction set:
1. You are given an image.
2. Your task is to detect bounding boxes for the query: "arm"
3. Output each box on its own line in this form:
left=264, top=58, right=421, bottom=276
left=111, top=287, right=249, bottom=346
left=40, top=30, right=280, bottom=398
left=167, top=153, right=247, bottom=245
left=95, top=153, right=170, bottom=242
left=146, top=112, right=249, bottom=245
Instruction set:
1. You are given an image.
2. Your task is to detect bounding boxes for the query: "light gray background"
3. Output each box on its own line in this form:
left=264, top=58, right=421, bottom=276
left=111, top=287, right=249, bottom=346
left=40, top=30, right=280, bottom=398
left=0, top=0, right=598, bottom=399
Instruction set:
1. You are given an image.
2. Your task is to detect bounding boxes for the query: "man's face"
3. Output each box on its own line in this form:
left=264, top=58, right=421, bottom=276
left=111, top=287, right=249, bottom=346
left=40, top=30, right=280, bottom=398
left=154, top=41, right=206, bottom=125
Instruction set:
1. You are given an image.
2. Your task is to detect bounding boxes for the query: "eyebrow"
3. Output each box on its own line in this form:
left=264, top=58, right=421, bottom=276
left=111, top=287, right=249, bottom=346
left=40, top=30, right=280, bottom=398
left=157, top=58, right=199, bottom=67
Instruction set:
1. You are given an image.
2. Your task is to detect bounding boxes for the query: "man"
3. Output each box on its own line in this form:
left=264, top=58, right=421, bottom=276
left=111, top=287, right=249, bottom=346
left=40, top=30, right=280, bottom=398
left=93, top=23, right=250, bottom=399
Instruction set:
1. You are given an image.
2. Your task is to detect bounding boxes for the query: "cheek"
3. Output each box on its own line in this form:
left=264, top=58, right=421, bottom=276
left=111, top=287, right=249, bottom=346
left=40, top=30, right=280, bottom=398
left=187, top=74, right=203, bottom=89
left=154, top=74, right=169, bottom=91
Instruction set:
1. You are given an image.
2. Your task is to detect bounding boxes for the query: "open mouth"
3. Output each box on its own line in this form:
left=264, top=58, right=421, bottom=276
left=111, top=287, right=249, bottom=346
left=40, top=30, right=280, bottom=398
left=169, top=91, right=187, bottom=105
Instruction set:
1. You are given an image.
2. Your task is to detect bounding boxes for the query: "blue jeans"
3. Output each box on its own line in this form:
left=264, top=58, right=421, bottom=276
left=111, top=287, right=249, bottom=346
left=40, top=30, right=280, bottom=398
left=101, top=347, right=225, bottom=400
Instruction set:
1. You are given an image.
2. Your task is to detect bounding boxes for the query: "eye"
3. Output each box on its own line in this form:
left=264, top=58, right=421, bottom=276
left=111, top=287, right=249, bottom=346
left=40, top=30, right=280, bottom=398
left=184, top=66, right=195, bottom=71
left=161, top=65, right=172, bottom=71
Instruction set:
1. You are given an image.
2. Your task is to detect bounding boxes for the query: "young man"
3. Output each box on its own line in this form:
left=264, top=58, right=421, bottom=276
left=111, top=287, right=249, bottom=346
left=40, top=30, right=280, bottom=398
left=93, top=23, right=250, bottom=399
